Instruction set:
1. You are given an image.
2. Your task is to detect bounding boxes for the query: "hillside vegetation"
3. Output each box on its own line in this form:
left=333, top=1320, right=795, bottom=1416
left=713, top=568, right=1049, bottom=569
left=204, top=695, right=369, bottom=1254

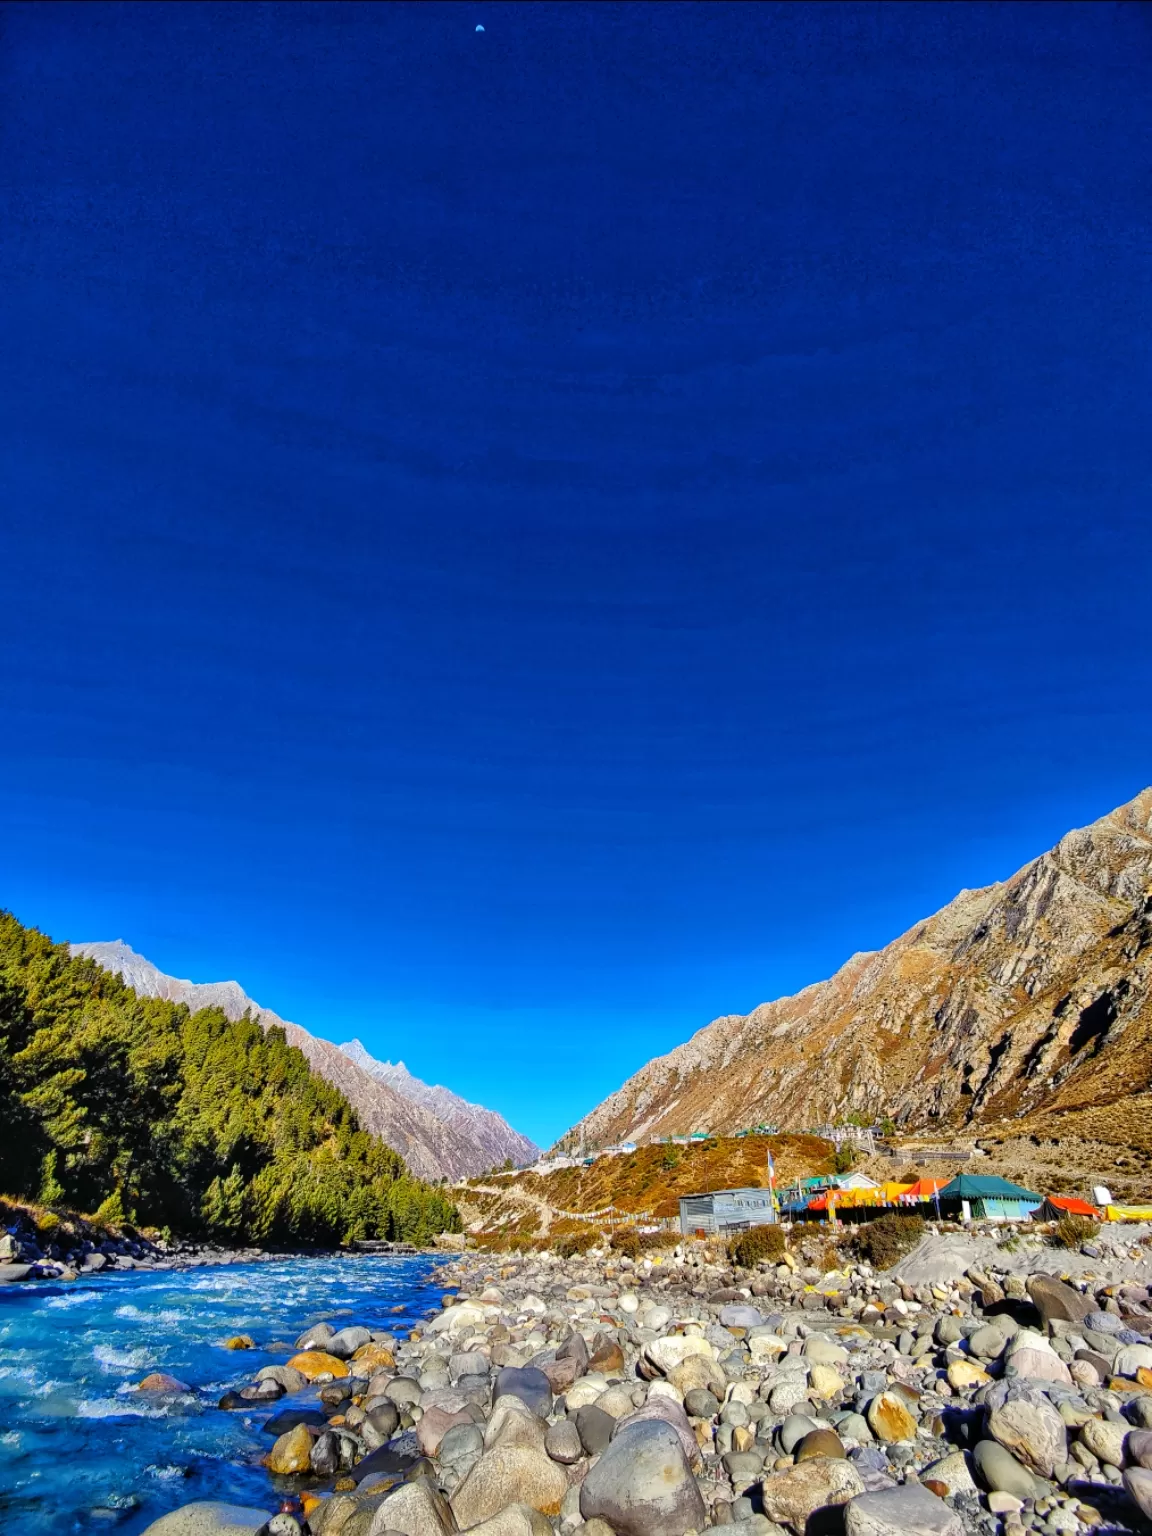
left=459, top=1134, right=833, bottom=1241
left=0, top=912, right=459, bottom=1246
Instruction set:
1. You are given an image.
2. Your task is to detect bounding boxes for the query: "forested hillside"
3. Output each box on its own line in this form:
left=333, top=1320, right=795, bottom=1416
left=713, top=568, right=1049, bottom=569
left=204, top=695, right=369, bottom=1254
left=0, top=912, right=459, bottom=1246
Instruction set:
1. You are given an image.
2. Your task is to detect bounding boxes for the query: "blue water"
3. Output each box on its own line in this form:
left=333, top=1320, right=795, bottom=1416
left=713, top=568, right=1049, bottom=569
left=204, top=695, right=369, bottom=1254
left=0, top=1254, right=444, bottom=1535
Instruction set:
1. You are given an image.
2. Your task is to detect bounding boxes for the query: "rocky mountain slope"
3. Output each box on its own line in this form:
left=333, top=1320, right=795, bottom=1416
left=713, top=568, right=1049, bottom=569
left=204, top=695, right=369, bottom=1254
left=70, top=942, right=536, bottom=1181
left=557, top=788, right=1152, bottom=1156
left=339, top=1040, right=537, bottom=1171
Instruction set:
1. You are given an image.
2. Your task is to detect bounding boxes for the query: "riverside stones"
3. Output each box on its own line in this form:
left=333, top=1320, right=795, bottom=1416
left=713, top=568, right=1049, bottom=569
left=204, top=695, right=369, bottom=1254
left=265, top=1423, right=314, bottom=1474
left=450, top=1444, right=567, bottom=1526
left=1078, top=1416, right=1127, bottom=1468
left=844, top=1483, right=966, bottom=1536
left=867, top=1392, right=918, bottom=1443
left=579, top=1420, right=707, bottom=1536
left=973, top=1439, right=1043, bottom=1499
left=1124, top=1467, right=1152, bottom=1522
left=986, top=1396, right=1067, bottom=1479
left=492, top=1366, right=552, bottom=1417
left=139, top=1504, right=271, bottom=1535
left=758, top=1456, right=866, bottom=1530
left=1026, top=1276, right=1093, bottom=1327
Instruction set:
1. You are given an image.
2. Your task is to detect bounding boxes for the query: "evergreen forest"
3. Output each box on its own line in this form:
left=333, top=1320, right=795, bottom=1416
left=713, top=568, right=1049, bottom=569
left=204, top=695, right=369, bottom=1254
left=0, top=912, right=460, bottom=1246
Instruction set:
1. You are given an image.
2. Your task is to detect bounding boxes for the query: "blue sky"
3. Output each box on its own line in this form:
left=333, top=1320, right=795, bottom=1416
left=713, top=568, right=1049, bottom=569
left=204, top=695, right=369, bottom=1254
left=1, top=2, right=1150, bottom=1148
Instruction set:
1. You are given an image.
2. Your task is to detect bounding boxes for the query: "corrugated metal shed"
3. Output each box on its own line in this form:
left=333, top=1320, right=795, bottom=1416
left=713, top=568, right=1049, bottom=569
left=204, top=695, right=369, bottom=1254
left=678, top=1187, right=776, bottom=1236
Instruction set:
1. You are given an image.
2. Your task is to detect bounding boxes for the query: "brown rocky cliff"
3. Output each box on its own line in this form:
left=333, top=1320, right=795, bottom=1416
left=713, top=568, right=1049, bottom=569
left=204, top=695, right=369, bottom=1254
left=556, top=788, right=1152, bottom=1153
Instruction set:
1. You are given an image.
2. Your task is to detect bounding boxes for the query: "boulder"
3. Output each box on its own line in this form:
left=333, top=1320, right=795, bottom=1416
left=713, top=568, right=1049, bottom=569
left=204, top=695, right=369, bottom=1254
left=264, top=1423, right=314, bottom=1475
left=450, top=1444, right=567, bottom=1527
left=759, top=1457, right=866, bottom=1531
left=353, top=1342, right=398, bottom=1375
left=256, top=1365, right=309, bottom=1394
left=1026, top=1276, right=1093, bottom=1327
left=844, top=1483, right=965, bottom=1536
left=643, top=1335, right=715, bottom=1375
left=484, top=1394, right=548, bottom=1451
left=492, top=1366, right=552, bottom=1418
left=384, top=1377, right=423, bottom=1408
left=809, top=1364, right=845, bottom=1400
left=426, top=1302, right=487, bottom=1336
left=329, top=1326, right=374, bottom=1358
left=138, top=1504, right=271, bottom=1536
left=1127, top=1428, right=1152, bottom=1470
left=720, top=1304, right=765, bottom=1330
left=544, top=1417, right=583, bottom=1464
left=137, top=1373, right=190, bottom=1392
left=556, top=1330, right=590, bottom=1372
left=575, top=1403, right=615, bottom=1456
left=779, top=1415, right=820, bottom=1455
left=614, top=1394, right=699, bottom=1469
left=579, top=1419, right=707, bottom=1536
left=0, top=1264, right=34, bottom=1284
left=1079, top=1417, right=1126, bottom=1469
left=804, top=1335, right=849, bottom=1368
left=919, top=1453, right=975, bottom=1498
left=967, top=1325, right=1008, bottom=1362
left=986, top=1395, right=1066, bottom=1478
left=946, top=1360, right=989, bottom=1390
left=1115, top=1344, right=1152, bottom=1378
left=867, top=1392, right=918, bottom=1443
left=416, top=1406, right=473, bottom=1458
left=972, top=1439, right=1042, bottom=1500
left=588, top=1332, right=625, bottom=1374
left=795, top=1429, right=846, bottom=1462
left=286, top=1350, right=349, bottom=1381
left=457, top=1508, right=553, bottom=1536
left=368, top=1480, right=456, bottom=1536
left=1124, top=1467, right=1152, bottom=1523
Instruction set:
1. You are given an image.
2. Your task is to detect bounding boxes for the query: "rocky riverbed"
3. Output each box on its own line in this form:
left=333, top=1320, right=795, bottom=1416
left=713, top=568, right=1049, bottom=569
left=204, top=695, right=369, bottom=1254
left=138, top=1223, right=1152, bottom=1536
left=0, top=1206, right=345, bottom=1284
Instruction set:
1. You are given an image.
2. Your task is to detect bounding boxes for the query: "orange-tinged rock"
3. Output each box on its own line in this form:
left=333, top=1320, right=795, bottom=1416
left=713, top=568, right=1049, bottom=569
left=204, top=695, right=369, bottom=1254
left=136, top=1372, right=188, bottom=1392
left=867, top=1391, right=918, bottom=1443
left=224, top=1334, right=255, bottom=1350
left=351, top=1341, right=395, bottom=1373
left=287, top=1350, right=349, bottom=1381
left=300, top=1493, right=324, bottom=1519
left=265, top=1422, right=314, bottom=1474
left=1138, top=1368, right=1152, bottom=1389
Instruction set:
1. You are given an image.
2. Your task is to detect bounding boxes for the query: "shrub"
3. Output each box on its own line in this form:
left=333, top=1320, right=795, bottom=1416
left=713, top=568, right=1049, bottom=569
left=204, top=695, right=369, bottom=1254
left=609, top=1227, right=641, bottom=1259
left=552, top=1228, right=597, bottom=1258
left=35, top=1211, right=60, bottom=1236
left=851, top=1213, right=924, bottom=1269
left=728, top=1224, right=786, bottom=1267
left=1052, top=1214, right=1098, bottom=1250
left=833, top=1145, right=857, bottom=1174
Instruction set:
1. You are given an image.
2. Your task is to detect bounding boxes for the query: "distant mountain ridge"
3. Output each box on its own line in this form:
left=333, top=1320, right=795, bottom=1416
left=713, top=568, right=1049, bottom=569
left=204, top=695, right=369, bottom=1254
left=70, top=942, right=538, bottom=1180
left=338, top=1039, right=536, bottom=1168
left=556, top=788, right=1152, bottom=1155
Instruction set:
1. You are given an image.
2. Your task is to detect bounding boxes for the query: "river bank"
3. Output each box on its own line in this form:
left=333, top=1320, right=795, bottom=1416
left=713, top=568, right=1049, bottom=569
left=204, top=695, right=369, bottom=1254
left=0, top=1250, right=443, bottom=1535
left=0, top=1200, right=425, bottom=1285
left=5, top=1220, right=1152, bottom=1536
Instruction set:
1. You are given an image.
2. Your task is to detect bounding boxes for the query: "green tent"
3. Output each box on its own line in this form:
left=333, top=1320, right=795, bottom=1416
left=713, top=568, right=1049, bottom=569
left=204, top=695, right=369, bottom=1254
left=938, top=1173, right=1041, bottom=1220
left=937, top=1174, right=1041, bottom=1200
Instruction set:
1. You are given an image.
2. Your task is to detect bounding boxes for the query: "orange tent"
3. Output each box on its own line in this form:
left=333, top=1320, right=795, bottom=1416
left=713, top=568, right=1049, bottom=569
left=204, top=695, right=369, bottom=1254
left=899, top=1178, right=948, bottom=1202
left=1036, top=1195, right=1102, bottom=1220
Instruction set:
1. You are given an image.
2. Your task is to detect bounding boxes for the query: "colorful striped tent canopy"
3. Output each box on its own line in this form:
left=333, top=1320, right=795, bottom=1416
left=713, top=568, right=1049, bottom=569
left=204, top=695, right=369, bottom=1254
left=899, top=1178, right=948, bottom=1201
